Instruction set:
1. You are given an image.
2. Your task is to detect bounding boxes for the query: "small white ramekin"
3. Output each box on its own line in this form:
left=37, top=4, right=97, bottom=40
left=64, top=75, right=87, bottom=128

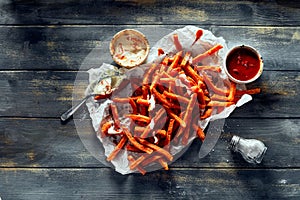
left=224, top=45, right=263, bottom=84
left=110, top=29, right=150, bottom=69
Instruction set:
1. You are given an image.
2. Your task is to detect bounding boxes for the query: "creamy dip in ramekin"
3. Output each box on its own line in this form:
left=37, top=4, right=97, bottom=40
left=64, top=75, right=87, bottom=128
left=110, top=29, right=150, bottom=68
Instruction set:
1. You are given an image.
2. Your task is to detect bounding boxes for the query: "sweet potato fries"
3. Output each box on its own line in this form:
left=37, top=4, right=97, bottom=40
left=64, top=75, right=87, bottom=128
left=97, top=32, right=260, bottom=175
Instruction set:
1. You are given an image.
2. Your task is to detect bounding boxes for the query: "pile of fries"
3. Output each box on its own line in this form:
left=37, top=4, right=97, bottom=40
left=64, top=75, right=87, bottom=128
left=96, top=31, right=260, bottom=175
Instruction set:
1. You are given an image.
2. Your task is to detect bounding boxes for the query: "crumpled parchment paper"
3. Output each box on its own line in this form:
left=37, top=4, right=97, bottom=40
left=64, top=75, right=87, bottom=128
left=85, top=26, right=252, bottom=174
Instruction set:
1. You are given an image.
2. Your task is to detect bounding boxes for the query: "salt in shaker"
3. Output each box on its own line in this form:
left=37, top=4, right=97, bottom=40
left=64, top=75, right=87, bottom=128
left=230, top=135, right=267, bottom=164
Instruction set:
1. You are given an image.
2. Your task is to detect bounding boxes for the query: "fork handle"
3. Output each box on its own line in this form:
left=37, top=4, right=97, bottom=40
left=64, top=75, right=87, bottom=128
left=60, top=95, right=91, bottom=121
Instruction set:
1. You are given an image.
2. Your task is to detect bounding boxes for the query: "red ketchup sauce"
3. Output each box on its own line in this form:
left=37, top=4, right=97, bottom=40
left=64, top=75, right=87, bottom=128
left=226, top=47, right=261, bottom=81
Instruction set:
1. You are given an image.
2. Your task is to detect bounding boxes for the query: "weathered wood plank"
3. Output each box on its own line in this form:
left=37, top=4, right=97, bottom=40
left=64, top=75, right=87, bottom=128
left=0, top=71, right=80, bottom=117
left=0, top=2, right=298, bottom=199
left=0, top=168, right=299, bottom=200
left=1, top=0, right=300, bottom=25
left=0, top=70, right=299, bottom=118
left=0, top=119, right=100, bottom=168
left=0, top=26, right=299, bottom=71
left=0, top=25, right=173, bottom=70
left=1, top=118, right=299, bottom=168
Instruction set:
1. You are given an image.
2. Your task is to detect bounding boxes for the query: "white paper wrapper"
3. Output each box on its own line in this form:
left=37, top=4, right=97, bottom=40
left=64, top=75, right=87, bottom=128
left=85, top=26, right=251, bottom=174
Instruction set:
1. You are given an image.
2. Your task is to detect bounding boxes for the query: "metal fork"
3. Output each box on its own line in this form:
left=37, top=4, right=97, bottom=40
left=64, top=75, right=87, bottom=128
left=60, top=93, right=97, bottom=121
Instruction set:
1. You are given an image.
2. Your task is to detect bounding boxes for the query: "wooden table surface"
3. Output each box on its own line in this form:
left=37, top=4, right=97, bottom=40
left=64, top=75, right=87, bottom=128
left=0, top=1, right=299, bottom=199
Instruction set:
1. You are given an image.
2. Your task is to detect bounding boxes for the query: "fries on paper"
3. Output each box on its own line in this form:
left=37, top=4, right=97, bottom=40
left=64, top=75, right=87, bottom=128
left=86, top=26, right=260, bottom=175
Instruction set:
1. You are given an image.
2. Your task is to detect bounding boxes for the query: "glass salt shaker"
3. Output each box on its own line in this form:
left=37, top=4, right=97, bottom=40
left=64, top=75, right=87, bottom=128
left=230, top=135, right=267, bottom=164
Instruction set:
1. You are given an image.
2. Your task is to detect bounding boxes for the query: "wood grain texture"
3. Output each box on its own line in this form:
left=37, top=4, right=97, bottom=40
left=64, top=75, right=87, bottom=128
left=0, top=1, right=299, bottom=199
left=0, top=71, right=82, bottom=117
left=0, top=168, right=299, bottom=200
left=0, top=70, right=299, bottom=118
left=0, top=119, right=100, bottom=168
left=0, top=0, right=300, bottom=25
left=0, top=26, right=299, bottom=70
left=1, top=118, right=299, bottom=168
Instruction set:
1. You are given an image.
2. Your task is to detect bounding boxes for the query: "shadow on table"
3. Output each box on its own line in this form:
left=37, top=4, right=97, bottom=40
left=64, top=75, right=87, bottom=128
left=230, top=153, right=287, bottom=200
left=235, top=166, right=287, bottom=199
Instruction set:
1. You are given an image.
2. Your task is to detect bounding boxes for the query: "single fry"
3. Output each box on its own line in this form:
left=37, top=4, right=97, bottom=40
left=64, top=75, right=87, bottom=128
left=182, top=63, right=204, bottom=84
left=113, top=97, right=130, bottom=103
left=175, top=93, right=197, bottom=141
left=99, top=121, right=113, bottom=138
left=235, top=88, right=261, bottom=96
left=138, top=154, right=169, bottom=170
left=190, top=86, right=206, bottom=105
left=173, top=33, right=182, bottom=51
left=123, top=127, right=153, bottom=154
left=110, top=104, right=121, bottom=129
left=211, top=94, right=228, bottom=102
left=129, top=154, right=147, bottom=170
left=125, top=114, right=151, bottom=124
left=200, top=107, right=213, bottom=120
left=192, top=124, right=205, bottom=142
left=196, top=65, right=222, bottom=73
left=156, top=129, right=167, bottom=138
left=143, top=63, right=158, bottom=85
left=129, top=98, right=138, bottom=114
left=126, top=144, right=144, bottom=153
left=186, top=76, right=198, bottom=86
left=178, top=74, right=195, bottom=88
left=163, top=90, right=190, bottom=104
left=166, top=109, right=186, bottom=128
left=192, top=44, right=223, bottom=64
left=169, top=51, right=183, bottom=70
left=150, top=70, right=160, bottom=91
left=207, top=101, right=234, bottom=107
left=107, top=135, right=128, bottom=161
left=182, top=123, right=191, bottom=145
left=136, top=98, right=150, bottom=106
left=140, top=107, right=166, bottom=138
left=140, top=125, right=151, bottom=139
left=152, top=88, right=173, bottom=109
left=180, top=52, right=191, bottom=68
left=202, top=72, right=229, bottom=96
left=140, top=154, right=162, bottom=167
left=158, top=158, right=169, bottom=170
left=128, top=155, right=146, bottom=175
left=152, top=107, right=167, bottom=123
left=227, top=82, right=236, bottom=102
left=159, top=77, right=177, bottom=84
left=165, top=119, right=175, bottom=146
left=138, top=138, right=173, bottom=161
